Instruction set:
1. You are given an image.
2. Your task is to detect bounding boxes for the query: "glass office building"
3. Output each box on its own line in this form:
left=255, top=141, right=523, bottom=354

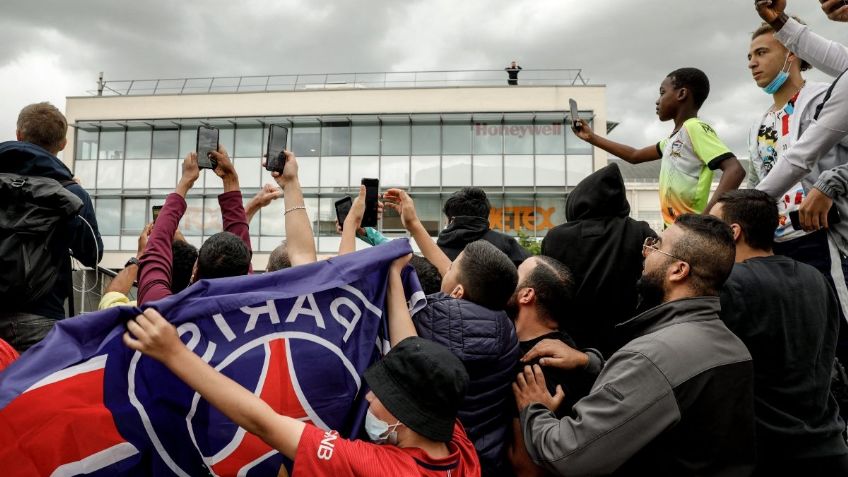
left=65, top=71, right=607, bottom=268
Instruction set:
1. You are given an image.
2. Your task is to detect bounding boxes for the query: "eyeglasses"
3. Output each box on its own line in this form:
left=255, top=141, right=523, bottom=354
left=643, top=236, right=687, bottom=263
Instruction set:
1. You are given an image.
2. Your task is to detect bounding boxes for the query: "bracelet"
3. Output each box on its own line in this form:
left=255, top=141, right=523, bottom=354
left=284, top=205, right=307, bottom=215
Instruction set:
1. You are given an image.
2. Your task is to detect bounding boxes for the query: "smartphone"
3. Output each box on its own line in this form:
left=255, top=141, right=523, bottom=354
left=196, top=126, right=219, bottom=170
left=361, top=178, right=379, bottom=228
left=266, top=124, right=289, bottom=172
left=335, top=196, right=353, bottom=230
left=789, top=207, right=842, bottom=231
left=152, top=205, right=163, bottom=223
left=569, top=98, right=580, bottom=130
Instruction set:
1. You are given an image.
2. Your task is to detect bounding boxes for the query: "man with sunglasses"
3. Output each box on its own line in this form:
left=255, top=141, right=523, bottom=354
left=515, top=214, right=755, bottom=476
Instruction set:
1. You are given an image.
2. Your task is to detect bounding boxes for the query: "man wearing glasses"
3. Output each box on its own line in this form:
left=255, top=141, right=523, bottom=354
left=514, top=214, right=755, bottom=476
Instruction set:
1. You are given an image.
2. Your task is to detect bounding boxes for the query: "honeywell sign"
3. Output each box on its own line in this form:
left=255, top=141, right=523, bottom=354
left=474, top=123, right=563, bottom=137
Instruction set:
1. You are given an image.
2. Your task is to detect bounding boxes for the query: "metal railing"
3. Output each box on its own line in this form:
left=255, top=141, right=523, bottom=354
left=89, top=69, right=590, bottom=96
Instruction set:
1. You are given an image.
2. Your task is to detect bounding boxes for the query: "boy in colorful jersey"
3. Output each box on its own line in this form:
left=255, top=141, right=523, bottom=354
left=572, top=68, right=746, bottom=227
left=123, top=253, right=481, bottom=477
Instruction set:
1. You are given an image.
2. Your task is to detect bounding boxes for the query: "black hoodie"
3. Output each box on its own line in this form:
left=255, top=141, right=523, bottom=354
left=541, top=163, right=656, bottom=357
left=0, top=141, right=103, bottom=320
left=437, top=216, right=529, bottom=266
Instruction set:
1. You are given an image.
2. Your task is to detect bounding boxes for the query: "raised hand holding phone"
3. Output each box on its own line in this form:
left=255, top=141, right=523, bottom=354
left=265, top=125, right=289, bottom=173
left=360, top=178, right=379, bottom=227
left=196, top=126, right=219, bottom=170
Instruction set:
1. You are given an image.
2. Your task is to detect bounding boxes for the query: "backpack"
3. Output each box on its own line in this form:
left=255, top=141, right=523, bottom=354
left=0, top=173, right=83, bottom=309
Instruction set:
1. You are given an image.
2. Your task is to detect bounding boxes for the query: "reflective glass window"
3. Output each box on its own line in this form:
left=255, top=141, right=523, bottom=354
left=95, top=198, right=121, bottom=235
left=321, top=123, right=350, bottom=156
left=125, top=127, right=152, bottom=159
left=99, top=128, right=124, bottom=160
left=152, top=129, right=179, bottom=159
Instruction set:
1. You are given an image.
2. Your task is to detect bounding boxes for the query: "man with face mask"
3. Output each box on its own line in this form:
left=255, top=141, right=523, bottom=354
left=515, top=214, right=755, bottom=476
left=746, top=18, right=848, bottom=329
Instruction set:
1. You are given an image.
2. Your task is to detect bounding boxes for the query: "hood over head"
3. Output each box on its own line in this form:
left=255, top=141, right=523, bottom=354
left=566, top=163, right=630, bottom=221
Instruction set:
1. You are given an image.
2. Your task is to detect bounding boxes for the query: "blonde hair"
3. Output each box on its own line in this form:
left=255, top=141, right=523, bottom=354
left=17, top=102, right=67, bottom=152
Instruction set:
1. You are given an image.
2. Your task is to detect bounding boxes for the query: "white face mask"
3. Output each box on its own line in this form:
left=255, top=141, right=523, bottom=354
left=364, top=408, right=401, bottom=445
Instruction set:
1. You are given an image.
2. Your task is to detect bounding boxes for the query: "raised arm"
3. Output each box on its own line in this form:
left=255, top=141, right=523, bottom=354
left=383, top=188, right=452, bottom=277
left=210, top=146, right=253, bottom=270
left=339, top=186, right=366, bottom=256
left=105, top=223, right=151, bottom=295
left=572, top=119, right=661, bottom=164
left=271, top=152, right=317, bottom=267
left=245, top=183, right=283, bottom=223
left=123, top=309, right=305, bottom=459
left=387, top=254, right=417, bottom=347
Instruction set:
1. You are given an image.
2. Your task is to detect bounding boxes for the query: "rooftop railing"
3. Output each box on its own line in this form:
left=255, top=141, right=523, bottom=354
left=89, top=69, right=590, bottom=96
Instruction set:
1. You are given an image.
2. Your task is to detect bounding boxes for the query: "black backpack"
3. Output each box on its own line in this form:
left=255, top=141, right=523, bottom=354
left=0, top=173, right=83, bottom=309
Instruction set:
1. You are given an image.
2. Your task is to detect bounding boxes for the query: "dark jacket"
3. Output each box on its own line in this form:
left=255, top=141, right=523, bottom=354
left=0, top=141, right=103, bottom=319
left=541, top=163, right=656, bottom=356
left=437, top=216, right=530, bottom=266
left=414, top=292, right=520, bottom=476
left=521, top=297, right=756, bottom=476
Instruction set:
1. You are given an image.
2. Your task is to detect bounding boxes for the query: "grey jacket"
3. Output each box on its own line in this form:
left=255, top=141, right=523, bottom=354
left=520, top=297, right=755, bottom=476
left=754, top=18, right=848, bottom=254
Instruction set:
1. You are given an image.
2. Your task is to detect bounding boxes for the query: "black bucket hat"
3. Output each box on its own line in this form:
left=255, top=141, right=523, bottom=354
left=364, top=336, right=469, bottom=442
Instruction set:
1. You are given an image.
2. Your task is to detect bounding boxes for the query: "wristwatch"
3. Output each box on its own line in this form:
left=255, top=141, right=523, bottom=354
left=125, top=257, right=140, bottom=268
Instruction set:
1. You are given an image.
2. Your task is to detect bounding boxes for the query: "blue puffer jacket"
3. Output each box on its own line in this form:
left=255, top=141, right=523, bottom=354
left=413, top=293, right=520, bottom=476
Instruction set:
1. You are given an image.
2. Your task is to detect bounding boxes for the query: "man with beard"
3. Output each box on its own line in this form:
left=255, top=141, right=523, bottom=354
left=514, top=214, right=755, bottom=476
left=505, top=256, right=602, bottom=477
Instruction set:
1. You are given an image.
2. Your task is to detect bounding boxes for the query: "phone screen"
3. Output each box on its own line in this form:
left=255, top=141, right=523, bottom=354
left=266, top=125, right=289, bottom=172
left=569, top=98, right=580, bottom=129
left=196, top=126, right=219, bottom=169
left=361, top=178, right=379, bottom=228
left=152, top=205, right=163, bottom=223
left=335, top=196, right=353, bottom=230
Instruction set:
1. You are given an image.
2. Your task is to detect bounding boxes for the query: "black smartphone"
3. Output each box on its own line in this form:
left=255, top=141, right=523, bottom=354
left=569, top=98, right=581, bottom=130
left=152, top=205, right=163, bottom=223
left=266, top=124, right=289, bottom=172
left=789, top=207, right=842, bottom=231
left=361, top=178, right=379, bottom=228
left=196, top=126, right=219, bottom=170
left=335, top=196, right=353, bottom=230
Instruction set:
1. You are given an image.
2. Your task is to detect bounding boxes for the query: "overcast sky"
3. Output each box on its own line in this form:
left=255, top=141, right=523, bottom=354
left=1, top=0, right=844, bottom=159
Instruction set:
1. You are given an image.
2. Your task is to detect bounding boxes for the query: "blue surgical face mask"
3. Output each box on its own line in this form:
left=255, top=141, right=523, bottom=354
left=763, top=55, right=792, bottom=95
left=364, top=408, right=401, bottom=445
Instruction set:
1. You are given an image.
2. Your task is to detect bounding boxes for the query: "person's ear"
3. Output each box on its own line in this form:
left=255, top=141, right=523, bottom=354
left=676, top=87, right=688, bottom=103
left=667, top=260, right=691, bottom=284
left=730, top=223, right=743, bottom=243
left=450, top=284, right=465, bottom=299
left=519, top=287, right=535, bottom=305
left=57, top=137, right=67, bottom=152
left=15, top=130, right=22, bottom=141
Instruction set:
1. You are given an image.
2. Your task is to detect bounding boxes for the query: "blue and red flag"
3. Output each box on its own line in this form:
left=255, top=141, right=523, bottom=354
left=0, top=239, right=424, bottom=476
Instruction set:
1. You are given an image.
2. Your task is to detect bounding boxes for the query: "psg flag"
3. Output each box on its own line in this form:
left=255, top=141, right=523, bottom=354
left=0, top=239, right=425, bottom=476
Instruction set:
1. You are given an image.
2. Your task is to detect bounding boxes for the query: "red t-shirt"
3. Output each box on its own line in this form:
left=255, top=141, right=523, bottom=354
left=293, top=421, right=481, bottom=476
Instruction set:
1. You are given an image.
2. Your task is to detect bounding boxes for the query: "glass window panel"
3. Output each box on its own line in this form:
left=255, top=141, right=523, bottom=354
left=304, top=198, right=319, bottom=236
left=349, top=156, right=379, bottom=187
left=319, top=236, right=342, bottom=254
left=98, top=129, right=124, bottom=160
left=412, top=122, right=440, bottom=155
left=74, top=161, right=96, bottom=189
left=321, top=123, right=350, bottom=157
left=181, top=198, right=203, bottom=236
left=298, top=156, right=319, bottom=187
left=152, top=129, right=179, bottom=159
left=122, top=198, right=147, bottom=233
left=95, top=198, right=120, bottom=235
left=535, top=196, right=566, bottom=237
left=75, top=128, right=98, bottom=160
left=567, top=155, right=594, bottom=186
left=125, top=127, right=152, bottom=159
left=535, top=155, right=566, bottom=187
left=566, top=117, right=594, bottom=154
left=502, top=196, right=535, bottom=236
left=219, top=126, right=235, bottom=155
left=260, top=198, right=285, bottom=237
left=381, top=122, right=410, bottom=156
left=292, top=126, right=320, bottom=157
left=473, top=123, right=503, bottom=155
left=504, top=155, right=534, bottom=186
left=101, top=236, right=119, bottom=251
left=150, top=159, right=177, bottom=189
left=351, top=121, right=380, bottom=155
left=120, top=235, right=140, bottom=251
left=473, top=155, right=502, bottom=186
left=203, top=197, right=223, bottom=235
left=235, top=125, right=262, bottom=158
left=123, top=160, right=150, bottom=189
left=488, top=195, right=505, bottom=232
left=503, top=119, right=534, bottom=154
left=179, top=127, right=196, bottom=158
left=317, top=198, right=338, bottom=238
left=534, top=120, right=565, bottom=155
left=97, top=161, right=123, bottom=189
left=442, top=155, right=471, bottom=186
left=320, top=156, right=349, bottom=188
left=235, top=157, right=261, bottom=189
left=410, top=156, right=440, bottom=186
left=259, top=236, right=284, bottom=253
left=381, top=156, right=409, bottom=187
left=443, top=121, right=471, bottom=155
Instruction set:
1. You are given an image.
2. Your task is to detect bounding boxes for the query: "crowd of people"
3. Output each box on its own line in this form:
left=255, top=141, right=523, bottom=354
left=2, top=0, right=848, bottom=475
